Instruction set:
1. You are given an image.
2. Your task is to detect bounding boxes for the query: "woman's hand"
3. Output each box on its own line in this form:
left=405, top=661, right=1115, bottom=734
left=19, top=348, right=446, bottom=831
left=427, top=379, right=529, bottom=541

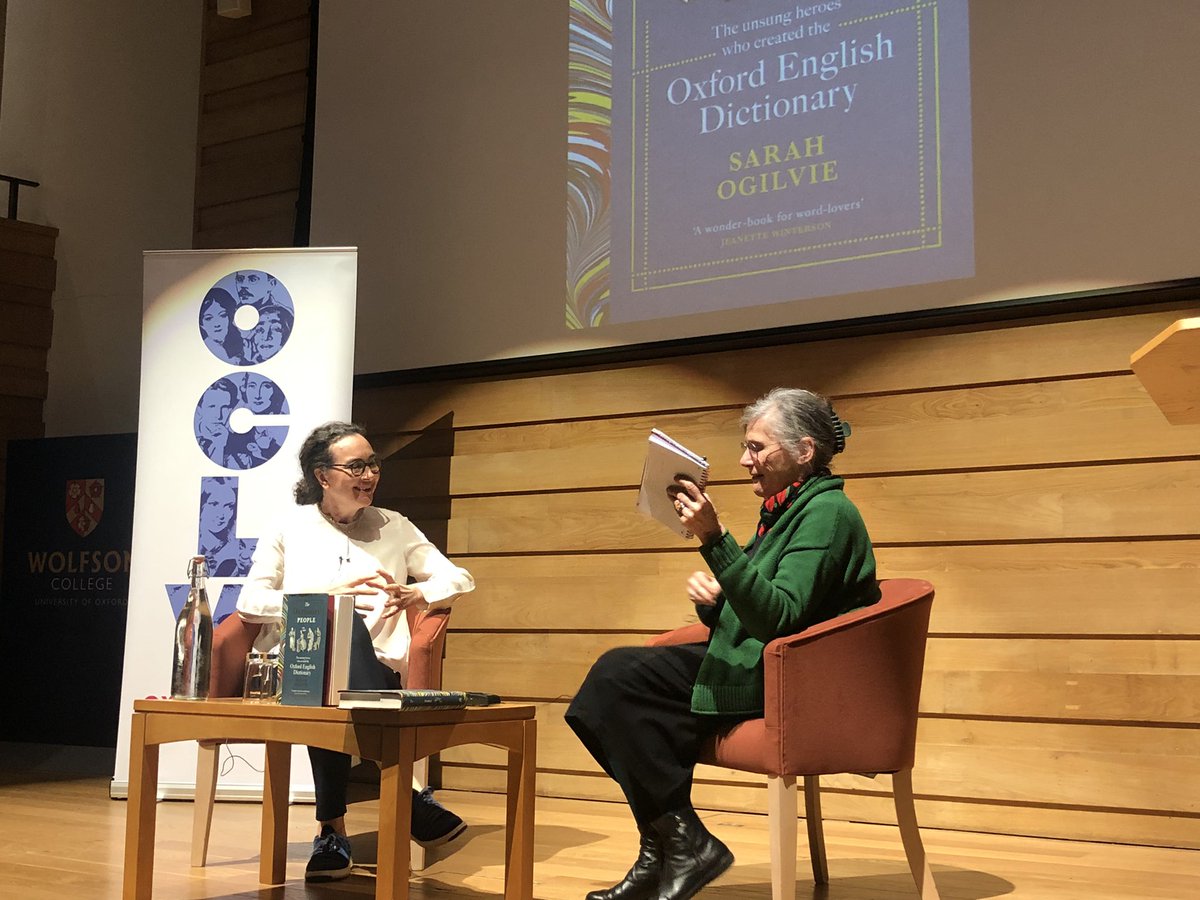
left=669, top=476, right=725, bottom=546
left=326, top=570, right=428, bottom=620
left=327, top=572, right=388, bottom=596
left=326, top=573, right=389, bottom=617
left=686, top=570, right=722, bottom=607
left=374, top=568, right=428, bottom=620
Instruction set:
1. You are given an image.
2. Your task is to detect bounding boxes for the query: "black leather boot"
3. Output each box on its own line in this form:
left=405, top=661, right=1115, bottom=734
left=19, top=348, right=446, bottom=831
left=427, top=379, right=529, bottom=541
left=586, top=830, right=663, bottom=900
left=649, top=808, right=734, bottom=900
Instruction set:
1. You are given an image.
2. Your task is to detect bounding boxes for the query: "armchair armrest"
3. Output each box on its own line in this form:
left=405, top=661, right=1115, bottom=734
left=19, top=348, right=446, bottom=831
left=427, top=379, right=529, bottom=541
left=209, top=607, right=450, bottom=695
left=405, top=606, right=451, bottom=690
left=208, top=613, right=263, bottom=698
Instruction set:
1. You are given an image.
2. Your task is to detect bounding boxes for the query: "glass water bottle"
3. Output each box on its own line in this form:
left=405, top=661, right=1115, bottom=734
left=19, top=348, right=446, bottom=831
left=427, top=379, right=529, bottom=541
left=170, top=555, right=213, bottom=700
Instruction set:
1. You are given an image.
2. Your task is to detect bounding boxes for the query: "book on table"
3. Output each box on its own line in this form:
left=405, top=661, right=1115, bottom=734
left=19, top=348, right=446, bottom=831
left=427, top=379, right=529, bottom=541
left=324, top=594, right=355, bottom=705
left=339, top=689, right=468, bottom=710
left=338, top=689, right=503, bottom=710
left=280, top=593, right=328, bottom=706
left=635, top=428, right=709, bottom=539
left=280, top=592, right=354, bottom=706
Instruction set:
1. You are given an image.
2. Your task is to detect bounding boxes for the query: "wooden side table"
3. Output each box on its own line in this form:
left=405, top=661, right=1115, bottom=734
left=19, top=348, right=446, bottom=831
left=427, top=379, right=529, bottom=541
left=122, top=699, right=536, bottom=899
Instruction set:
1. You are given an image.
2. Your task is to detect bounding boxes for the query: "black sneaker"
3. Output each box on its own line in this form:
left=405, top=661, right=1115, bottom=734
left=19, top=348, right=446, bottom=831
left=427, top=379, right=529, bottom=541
left=305, top=825, right=353, bottom=882
left=411, top=786, right=467, bottom=849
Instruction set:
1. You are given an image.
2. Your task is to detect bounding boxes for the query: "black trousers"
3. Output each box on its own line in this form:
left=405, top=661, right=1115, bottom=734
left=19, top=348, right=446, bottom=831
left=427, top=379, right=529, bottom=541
left=564, top=643, right=751, bottom=829
left=309, top=615, right=400, bottom=822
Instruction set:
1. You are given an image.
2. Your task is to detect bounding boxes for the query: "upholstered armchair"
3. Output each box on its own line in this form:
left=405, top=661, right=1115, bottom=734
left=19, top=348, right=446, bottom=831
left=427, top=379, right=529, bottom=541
left=648, top=578, right=939, bottom=899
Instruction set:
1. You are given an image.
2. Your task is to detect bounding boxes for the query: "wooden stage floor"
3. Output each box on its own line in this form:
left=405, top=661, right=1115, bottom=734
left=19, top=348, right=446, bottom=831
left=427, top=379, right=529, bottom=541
left=2, top=743, right=1196, bottom=900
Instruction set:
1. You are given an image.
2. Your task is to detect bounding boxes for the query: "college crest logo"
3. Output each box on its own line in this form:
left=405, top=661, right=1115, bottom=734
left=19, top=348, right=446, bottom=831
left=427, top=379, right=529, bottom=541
left=66, top=478, right=105, bottom=537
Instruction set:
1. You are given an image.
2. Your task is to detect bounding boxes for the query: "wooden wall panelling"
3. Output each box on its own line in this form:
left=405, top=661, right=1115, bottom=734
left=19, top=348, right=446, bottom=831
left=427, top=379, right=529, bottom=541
left=446, top=765, right=1200, bottom=850
left=0, top=222, right=57, bottom=257
left=358, top=300, right=1200, bottom=849
left=204, top=7, right=310, bottom=61
left=0, top=393, right=47, bottom=424
left=441, top=707, right=1200, bottom=817
left=875, top=542, right=1200, bottom=636
left=195, top=135, right=304, bottom=208
left=920, top=638, right=1200, bottom=723
left=200, top=33, right=309, bottom=96
left=0, top=364, right=49, bottom=401
left=205, top=0, right=310, bottom=39
left=0, top=284, right=58, bottom=307
left=0, top=218, right=56, bottom=566
left=438, top=709, right=1200, bottom=847
left=0, top=248, right=56, bottom=293
left=437, top=461, right=1200, bottom=554
left=441, top=631, right=1200, bottom=727
left=194, top=191, right=301, bottom=250
left=446, top=541, right=1200, bottom=636
left=354, top=305, right=1199, bottom=431
left=196, top=188, right=300, bottom=231
left=378, top=374, right=1200, bottom=497
left=193, top=0, right=310, bottom=250
left=198, top=87, right=308, bottom=148
left=0, top=300, right=53, bottom=350
left=0, top=342, right=56, bottom=371
left=440, top=710, right=1200, bottom=839
left=0, top=220, right=56, bottom=420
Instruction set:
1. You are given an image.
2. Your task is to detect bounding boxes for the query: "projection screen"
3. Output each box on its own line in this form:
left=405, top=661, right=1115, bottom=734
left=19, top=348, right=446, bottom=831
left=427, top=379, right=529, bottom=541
left=310, top=0, right=1200, bottom=376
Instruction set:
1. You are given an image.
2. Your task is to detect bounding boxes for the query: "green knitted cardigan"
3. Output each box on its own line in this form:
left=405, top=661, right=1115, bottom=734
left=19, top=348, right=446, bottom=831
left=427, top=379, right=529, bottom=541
left=692, top=473, right=878, bottom=715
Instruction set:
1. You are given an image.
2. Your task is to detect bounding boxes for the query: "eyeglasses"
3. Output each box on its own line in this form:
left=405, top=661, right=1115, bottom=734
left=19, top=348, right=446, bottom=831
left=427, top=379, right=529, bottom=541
left=740, top=441, right=781, bottom=459
left=325, top=457, right=382, bottom=477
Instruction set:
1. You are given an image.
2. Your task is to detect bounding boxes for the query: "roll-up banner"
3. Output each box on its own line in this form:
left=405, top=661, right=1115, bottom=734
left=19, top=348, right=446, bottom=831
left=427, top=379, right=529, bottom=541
left=112, top=248, right=357, bottom=800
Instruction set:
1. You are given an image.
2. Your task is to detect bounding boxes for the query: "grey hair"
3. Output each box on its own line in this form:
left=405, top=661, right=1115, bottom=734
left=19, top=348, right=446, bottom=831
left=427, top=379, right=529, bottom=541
left=740, top=387, right=848, bottom=473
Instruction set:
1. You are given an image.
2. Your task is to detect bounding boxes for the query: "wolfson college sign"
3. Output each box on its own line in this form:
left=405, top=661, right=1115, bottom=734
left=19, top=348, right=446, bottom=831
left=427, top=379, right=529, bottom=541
left=0, top=434, right=137, bottom=746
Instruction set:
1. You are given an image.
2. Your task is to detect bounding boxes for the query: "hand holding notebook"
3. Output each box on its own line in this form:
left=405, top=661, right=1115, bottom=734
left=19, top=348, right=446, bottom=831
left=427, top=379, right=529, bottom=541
left=636, top=429, right=710, bottom=539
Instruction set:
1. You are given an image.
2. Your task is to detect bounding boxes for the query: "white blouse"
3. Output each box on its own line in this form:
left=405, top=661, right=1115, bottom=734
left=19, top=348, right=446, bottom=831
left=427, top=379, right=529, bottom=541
left=237, top=503, right=475, bottom=680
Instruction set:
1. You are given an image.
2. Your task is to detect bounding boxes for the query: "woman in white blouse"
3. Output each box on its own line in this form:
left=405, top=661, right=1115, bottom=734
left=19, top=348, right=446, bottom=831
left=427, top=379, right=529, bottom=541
left=238, top=421, right=475, bottom=882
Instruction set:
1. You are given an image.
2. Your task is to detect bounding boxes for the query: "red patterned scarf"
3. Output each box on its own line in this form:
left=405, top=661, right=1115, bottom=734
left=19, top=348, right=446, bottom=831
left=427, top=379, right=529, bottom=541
left=747, top=480, right=806, bottom=554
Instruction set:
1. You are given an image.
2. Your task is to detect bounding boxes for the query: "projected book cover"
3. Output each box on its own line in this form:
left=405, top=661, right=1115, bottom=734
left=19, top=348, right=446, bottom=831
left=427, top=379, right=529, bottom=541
left=566, top=0, right=974, bottom=328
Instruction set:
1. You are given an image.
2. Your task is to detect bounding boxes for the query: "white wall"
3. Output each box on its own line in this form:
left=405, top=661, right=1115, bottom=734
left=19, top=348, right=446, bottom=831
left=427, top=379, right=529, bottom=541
left=0, top=0, right=202, bottom=436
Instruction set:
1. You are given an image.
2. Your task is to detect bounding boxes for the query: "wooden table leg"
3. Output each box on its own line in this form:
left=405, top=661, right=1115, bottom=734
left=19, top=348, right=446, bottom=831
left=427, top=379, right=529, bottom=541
left=122, top=713, right=159, bottom=900
left=190, top=741, right=219, bottom=867
left=260, top=741, right=292, bottom=885
left=377, top=726, right=416, bottom=900
left=504, top=718, right=537, bottom=900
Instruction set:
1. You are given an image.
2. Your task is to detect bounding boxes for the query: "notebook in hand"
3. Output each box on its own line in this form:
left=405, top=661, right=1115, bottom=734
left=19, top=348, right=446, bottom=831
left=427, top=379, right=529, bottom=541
left=636, top=429, right=709, bottom=539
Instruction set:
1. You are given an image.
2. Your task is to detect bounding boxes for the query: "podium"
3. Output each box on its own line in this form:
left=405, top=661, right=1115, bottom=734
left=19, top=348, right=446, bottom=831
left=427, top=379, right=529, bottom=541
left=1131, top=316, right=1200, bottom=425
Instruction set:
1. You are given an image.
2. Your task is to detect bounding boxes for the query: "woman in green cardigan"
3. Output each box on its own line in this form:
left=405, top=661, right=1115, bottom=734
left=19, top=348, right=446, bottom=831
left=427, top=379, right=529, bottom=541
left=566, top=387, right=879, bottom=900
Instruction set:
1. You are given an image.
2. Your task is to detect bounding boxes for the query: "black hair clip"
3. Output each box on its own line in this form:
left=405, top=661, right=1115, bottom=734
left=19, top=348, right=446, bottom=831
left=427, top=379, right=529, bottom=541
left=829, top=410, right=851, bottom=454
